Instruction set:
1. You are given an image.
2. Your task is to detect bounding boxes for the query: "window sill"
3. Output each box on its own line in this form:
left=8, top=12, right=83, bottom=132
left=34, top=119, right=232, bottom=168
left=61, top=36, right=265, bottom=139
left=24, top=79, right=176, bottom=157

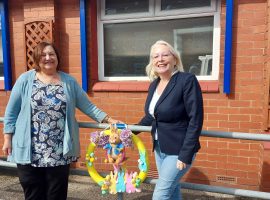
left=0, top=80, right=4, bottom=90
left=92, top=81, right=150, bottom=92
left=92, top=80, right=219, bottom=93
left=200, top=81, right=219, bottom=93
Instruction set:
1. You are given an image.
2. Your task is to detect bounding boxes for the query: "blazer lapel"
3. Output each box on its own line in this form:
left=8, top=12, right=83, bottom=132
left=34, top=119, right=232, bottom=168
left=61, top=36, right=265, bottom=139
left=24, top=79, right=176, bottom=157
left=154, top=72, right=178, bottom=111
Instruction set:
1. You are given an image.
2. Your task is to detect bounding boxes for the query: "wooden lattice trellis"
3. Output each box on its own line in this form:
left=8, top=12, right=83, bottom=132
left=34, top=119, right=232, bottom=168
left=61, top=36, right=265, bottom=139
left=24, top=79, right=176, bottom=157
left=25, top=20, right=54, bottom=70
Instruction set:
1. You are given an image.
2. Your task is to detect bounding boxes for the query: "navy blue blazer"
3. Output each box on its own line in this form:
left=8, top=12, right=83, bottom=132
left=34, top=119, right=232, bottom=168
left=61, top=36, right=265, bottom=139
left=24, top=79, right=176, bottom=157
left=138, top=71, right=204, bottom=164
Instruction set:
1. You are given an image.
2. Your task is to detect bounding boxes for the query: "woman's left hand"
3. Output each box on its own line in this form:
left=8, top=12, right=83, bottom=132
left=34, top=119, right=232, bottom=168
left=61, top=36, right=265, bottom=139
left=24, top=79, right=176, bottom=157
left=176, top=160, right=186, bottom=170
left=102, top=115, right=124, bottom=124
left=108, top=117, right=124, bottom=124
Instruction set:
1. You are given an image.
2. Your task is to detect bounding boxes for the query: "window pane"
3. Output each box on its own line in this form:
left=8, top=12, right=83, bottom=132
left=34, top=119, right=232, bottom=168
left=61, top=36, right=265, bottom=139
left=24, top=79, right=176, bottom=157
left=103, top=17, right=213, bottom=77
left=105, top=0, right=149, bottom=15
left=0, top=31, right=3, bottom=77
left=161, top=0, right=211, bottom=10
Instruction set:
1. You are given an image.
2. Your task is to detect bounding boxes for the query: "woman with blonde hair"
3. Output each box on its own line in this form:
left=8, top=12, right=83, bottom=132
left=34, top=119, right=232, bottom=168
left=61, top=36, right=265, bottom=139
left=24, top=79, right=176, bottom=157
left=146, top=40, right=184, bottom=81
left=137, top=40, right=204, bottom=200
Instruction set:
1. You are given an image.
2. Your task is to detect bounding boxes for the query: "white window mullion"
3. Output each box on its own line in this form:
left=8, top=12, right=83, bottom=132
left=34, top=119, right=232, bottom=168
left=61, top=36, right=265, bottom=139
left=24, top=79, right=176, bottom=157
left=97, top=1, right=105, bottom=80
left=97, top=23, right=105, bottom=81
left=149, top=0, right=155, bottom=16
left=209, top=0, right=220, bottom=81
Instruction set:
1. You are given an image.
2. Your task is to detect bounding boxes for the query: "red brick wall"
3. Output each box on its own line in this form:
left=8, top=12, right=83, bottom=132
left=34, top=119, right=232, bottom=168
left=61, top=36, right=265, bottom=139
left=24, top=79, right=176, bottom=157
left=0, top=0, right=269, bottom=191
left=185, top=0, right=267, bottom=190
left=55, top=0, right=82, bottom=82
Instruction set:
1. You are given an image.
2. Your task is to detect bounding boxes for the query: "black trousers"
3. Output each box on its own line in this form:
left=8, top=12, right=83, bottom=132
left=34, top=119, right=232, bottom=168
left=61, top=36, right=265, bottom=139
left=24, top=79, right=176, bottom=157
left=17, top=164, right=70, bottom=200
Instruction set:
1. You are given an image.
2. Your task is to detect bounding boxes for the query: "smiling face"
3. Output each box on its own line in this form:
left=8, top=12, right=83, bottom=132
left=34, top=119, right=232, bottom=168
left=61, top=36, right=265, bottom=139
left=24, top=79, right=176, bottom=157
left=151, top=44, right=176, bottom=77
left=38, top=45, right=58, bottom=74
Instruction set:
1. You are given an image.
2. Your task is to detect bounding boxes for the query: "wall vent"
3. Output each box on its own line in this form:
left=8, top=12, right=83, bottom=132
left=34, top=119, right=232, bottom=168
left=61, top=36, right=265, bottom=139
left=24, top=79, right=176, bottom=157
left=216, top=175, right=236, bottom=184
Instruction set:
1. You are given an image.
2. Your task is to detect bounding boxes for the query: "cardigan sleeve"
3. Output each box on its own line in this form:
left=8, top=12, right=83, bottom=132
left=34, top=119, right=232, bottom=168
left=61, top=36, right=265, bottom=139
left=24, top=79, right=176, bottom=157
left=3, top=76, right=24, bottom=134
left=73, top=81, right=107, bottom=123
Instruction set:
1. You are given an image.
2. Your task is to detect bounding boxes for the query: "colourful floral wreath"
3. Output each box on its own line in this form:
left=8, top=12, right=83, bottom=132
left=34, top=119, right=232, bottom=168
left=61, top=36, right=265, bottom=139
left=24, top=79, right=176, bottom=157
left=86, top=127, right=149, bottom=195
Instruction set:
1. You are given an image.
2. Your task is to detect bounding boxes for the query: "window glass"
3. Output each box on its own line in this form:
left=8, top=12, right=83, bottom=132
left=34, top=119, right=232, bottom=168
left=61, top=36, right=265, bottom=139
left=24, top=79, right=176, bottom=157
left=105, top=0, right=149, bottom=15
left=161, top=0, right=211, bottom=10
left=103, top=17, right=213, bottom=77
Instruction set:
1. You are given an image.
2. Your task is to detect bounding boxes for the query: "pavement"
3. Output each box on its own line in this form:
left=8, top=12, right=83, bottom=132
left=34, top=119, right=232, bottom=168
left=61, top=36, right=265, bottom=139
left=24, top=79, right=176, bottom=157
left=0, top=167, right=260, bottom=200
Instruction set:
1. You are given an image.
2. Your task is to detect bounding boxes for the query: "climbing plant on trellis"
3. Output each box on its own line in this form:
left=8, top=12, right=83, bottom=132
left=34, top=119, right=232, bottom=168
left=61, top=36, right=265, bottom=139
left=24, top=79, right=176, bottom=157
left=25, top=20, right=54, bottom=70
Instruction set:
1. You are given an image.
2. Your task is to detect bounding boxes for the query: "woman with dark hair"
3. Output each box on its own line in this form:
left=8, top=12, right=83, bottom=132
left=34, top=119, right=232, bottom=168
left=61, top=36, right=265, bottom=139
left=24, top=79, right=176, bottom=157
left=2, top=42, right=118, bottom=200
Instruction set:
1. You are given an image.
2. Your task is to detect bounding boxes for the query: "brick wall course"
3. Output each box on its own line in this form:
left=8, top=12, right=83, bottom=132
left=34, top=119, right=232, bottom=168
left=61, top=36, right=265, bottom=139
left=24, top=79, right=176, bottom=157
left=0, top=0, right=269, bottom=192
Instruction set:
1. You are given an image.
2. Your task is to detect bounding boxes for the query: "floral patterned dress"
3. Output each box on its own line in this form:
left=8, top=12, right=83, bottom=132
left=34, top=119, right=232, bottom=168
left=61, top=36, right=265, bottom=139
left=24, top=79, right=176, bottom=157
left=30, top=79, right=76, bottom=167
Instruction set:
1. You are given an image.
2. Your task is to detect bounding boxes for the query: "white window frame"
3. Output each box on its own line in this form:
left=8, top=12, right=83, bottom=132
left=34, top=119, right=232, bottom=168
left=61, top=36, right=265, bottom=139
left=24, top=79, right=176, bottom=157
left=98, top=0, right=221, bottom=81
left=155, top=0, right=217, bottom=16
left=101, top=0, right=155, bottom=20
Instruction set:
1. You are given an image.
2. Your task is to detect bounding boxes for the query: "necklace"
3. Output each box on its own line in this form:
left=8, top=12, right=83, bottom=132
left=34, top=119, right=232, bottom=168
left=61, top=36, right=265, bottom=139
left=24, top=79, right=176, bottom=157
left=36, top=72, right=60, bottom=85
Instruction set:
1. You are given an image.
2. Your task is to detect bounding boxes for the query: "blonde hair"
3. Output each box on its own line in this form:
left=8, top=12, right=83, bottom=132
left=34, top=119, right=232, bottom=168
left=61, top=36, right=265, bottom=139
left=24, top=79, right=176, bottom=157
left=145, top=40, right=184, bottom=81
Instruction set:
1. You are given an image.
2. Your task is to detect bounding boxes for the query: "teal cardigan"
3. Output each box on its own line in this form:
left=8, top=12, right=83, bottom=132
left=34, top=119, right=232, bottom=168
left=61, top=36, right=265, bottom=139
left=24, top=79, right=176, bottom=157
left=3, top=70, right=107, bottom=164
